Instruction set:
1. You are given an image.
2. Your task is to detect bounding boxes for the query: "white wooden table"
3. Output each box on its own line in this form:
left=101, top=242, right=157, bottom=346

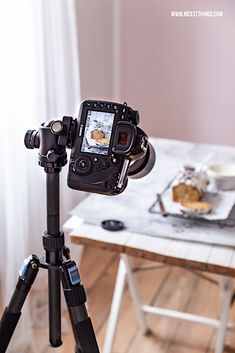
left=64, top=138, right=235, bottom=353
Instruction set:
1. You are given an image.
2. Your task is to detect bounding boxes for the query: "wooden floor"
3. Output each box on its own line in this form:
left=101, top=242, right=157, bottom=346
left=32, top=246, right=235, bottom=353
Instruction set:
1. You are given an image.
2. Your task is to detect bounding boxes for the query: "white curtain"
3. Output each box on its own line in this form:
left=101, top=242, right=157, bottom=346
left=0, top=1, right=81, bottom=351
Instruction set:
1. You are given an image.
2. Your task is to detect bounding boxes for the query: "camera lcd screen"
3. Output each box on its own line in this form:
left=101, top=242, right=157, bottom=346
left=81, top=110, right=115, bottom=155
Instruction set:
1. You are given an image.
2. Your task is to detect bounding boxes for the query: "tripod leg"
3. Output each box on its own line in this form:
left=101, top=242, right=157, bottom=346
left=0, top=255, right=40, bottom=353
left=61, top=260, right=100, bottom=353
left=48, top=266, right=62, bottom=347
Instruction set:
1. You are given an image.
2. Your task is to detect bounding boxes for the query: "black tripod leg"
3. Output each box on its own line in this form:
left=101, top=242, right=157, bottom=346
left=61, top=260, right=100, bottom=353
left=48, top=266, right=62, bottom=347
left=0, top=255, right=40, bottom=353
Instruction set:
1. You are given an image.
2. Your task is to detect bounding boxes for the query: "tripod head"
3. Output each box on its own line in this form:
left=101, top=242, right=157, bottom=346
left=24, top=116, right=76, bottom=173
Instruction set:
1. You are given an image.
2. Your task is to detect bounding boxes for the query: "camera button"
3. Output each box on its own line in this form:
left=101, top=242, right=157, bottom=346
left=101, top=158, right=109, bottom=169
left=111, top=155, right=120, bottom=164
left=74, top=157, right=92, bottom=175
left=132, top=110, right=140, bottom=125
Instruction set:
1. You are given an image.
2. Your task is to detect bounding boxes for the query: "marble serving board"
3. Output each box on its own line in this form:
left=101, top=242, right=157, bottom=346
left=71, top=138, right=235, bottom=247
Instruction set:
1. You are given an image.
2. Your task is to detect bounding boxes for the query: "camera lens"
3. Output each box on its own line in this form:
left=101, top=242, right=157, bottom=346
left=74, top=156, right=92, bottom=175
left=128, top=143, right=156, bottom=179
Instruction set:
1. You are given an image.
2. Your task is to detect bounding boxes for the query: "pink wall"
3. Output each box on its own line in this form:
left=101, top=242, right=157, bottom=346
left=76, top=0, right=114, bottom=101
left=119, top=0, right=235, bottom=145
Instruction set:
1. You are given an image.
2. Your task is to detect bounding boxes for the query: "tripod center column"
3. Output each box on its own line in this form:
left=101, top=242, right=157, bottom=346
left=47, top=172, right=60, bottom=236
left=43, top=172, right=64, bottom=347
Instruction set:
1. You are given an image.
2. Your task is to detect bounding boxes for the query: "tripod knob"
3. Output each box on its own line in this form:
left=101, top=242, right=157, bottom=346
left=50, top=120, right=64, bottom=135
left=46, top=150, right=58, bottom=163
left=24, top=130, right=40, bottom=149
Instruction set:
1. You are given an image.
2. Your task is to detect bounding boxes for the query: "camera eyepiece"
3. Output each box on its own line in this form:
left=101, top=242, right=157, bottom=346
left=24, top=130, right=40, bottom=149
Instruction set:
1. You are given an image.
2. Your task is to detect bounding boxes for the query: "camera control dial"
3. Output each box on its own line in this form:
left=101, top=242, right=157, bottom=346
left=74, top=156, right=92, bottom=175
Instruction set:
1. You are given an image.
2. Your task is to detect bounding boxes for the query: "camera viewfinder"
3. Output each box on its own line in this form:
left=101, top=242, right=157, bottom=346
left=118, top=133, right=128, bottom=145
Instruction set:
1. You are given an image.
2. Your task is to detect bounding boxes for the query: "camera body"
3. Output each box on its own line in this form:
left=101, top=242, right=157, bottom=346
left=25, top=100, right=155, bottom=196
left=67, top=100, right=148, bottom=195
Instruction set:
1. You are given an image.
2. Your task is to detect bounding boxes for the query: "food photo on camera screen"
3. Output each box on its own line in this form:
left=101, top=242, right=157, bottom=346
left=81, top=110, right=115, bottom=155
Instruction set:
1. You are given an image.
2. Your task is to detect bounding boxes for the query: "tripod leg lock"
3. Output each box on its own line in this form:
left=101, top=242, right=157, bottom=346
left=64, top=285, right=87, bottom=307
left=61, top=261, right=87, bottom=306
left=61, top=260, right=100, bottom=353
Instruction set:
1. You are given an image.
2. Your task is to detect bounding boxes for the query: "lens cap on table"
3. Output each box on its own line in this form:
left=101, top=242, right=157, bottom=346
left=101, top=219, right=125, bottom=231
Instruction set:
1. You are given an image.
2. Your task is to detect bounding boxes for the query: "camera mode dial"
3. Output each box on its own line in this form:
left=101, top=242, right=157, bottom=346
left=74, top=156, right=92, bottom=175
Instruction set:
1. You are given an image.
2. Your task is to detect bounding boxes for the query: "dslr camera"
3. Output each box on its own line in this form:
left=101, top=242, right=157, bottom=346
left=25, top=100, right=155, bottom=195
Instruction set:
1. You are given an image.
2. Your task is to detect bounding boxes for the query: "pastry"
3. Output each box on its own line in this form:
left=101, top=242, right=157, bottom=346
left=172, top=166, right=208, bottom=204
left=96, top=138, right=109, bottom=145
left=173, top=183, right=201, bottom=203
left=180, top=201, right=212, bottom=215
left=90, top=129, right=105, bottom=141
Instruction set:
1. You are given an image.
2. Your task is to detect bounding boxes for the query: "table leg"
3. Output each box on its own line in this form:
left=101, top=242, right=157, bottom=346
left=215, top=276, right=233, bottom=353
left=122, top=254, right=149, bottom=334
left=103, top=256, right=127, bottom=353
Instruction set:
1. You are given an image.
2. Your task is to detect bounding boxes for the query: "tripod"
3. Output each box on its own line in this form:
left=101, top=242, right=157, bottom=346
left=0, top=120, right=100, bottom=353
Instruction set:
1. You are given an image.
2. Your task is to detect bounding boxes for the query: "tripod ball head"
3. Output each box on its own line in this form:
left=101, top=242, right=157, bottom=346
left=24, top=118, right=74, bottom=172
